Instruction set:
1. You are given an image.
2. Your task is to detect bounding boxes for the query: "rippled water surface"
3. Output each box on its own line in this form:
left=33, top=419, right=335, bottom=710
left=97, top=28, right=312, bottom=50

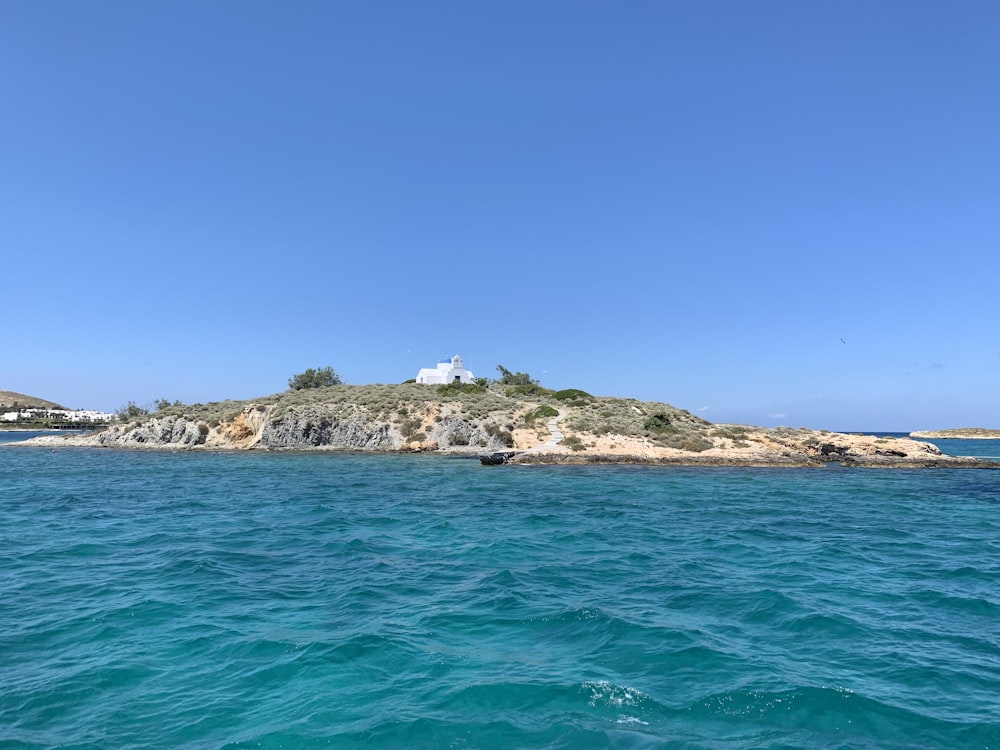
left=2, top=446, right=999, bottom=748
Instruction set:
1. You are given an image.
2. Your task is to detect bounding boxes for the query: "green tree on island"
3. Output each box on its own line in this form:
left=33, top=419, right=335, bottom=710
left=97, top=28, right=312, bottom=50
left=288, top=366, right=342, bottom=390
left=496, top=364, right=537, bottom=386
left=117, top=401, right=150, bottom=420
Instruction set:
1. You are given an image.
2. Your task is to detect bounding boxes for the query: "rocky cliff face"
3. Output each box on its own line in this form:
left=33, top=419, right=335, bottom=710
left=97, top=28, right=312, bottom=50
left=260, top=414, right=397, bottom=450
left=91, top=416, right=209, bottom=448
left=424, top=415, right=505, bottom=450
left=77, top=403, right=514, bottom=453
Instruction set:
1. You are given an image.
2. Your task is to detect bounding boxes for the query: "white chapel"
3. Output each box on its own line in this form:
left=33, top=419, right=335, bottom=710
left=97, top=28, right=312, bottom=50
left=415, top=355, right=476, bottom=385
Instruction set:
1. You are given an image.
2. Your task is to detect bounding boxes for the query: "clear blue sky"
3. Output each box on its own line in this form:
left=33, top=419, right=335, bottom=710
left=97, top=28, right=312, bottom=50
left=2, top=1, right=998, bottom=431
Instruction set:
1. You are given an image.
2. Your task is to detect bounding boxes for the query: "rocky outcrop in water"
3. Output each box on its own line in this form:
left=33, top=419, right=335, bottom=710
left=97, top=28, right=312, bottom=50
left=9, top=383, right=998, bottom=468
left=52, top=402, right=515, bottom=454
left=91, top=416, right=209, bottom=448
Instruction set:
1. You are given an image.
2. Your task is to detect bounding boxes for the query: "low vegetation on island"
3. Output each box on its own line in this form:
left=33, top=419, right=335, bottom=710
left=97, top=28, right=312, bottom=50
left=909, top=428, right=1000, bottom=439
left=0, top=390, right=66, bottom=411
left=12, top=365, right=997, bottom=468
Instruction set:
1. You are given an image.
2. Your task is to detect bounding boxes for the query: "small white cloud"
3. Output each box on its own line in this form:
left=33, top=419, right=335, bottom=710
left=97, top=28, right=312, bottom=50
left=767, top=412, right=786, bottom=420
left=698, top=406, right=710, bottom=412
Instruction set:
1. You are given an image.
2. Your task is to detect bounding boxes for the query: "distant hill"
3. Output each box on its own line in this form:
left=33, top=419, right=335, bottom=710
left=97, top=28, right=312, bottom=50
left=910, top=428, right=1000, bottom=439
left=0, top=390, right=67, bottom=410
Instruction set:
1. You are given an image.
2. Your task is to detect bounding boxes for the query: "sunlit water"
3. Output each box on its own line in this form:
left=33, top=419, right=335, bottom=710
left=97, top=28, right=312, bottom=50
left=2, top=440, right=998, bottom=749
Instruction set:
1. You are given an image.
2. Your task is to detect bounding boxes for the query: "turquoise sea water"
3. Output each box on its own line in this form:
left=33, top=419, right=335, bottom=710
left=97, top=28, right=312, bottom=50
left=2, top=441, right=999, bottom=749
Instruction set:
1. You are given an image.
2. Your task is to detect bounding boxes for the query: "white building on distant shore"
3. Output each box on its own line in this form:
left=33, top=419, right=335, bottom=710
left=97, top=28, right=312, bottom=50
left=1, top=408, right=116, bottom=423
left=415, top=355, right=476, bottom=385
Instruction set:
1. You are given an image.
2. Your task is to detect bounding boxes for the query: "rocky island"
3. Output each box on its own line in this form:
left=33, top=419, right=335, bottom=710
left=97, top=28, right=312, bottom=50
left=909, top=428, right=1000, bottom=439
left=14, top=382, right=997, bottom=468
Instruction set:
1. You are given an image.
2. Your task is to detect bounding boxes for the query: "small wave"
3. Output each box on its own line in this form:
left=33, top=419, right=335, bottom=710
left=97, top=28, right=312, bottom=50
left=909, top=588, right=1000, bottom=619
left=615, top=715, right=650, bottom=726
left=581, top=679, right=651, bottom=709
left=249, top=717, right=620, bottom=750
left=782, top=610, right=876, bottom=641
left=688, top=685, right=1000, bottom=747
left=420, top=679, right=669, bottom=747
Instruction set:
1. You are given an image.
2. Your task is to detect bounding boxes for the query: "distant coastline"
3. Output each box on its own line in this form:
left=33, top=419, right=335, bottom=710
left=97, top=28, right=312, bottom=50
left=6, top=382, right=999, bottom=469
left=909, top=428, right=1000, bottom=439
left=0, top=427, right=66, bottom=432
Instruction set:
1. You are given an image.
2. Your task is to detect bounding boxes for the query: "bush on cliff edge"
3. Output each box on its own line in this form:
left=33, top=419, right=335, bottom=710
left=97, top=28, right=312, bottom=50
left=288, top=367, right=342, bottom=390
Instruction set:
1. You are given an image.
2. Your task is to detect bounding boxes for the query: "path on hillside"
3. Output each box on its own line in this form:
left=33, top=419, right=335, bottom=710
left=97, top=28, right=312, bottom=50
left=523, top=409, right=566, bottom=453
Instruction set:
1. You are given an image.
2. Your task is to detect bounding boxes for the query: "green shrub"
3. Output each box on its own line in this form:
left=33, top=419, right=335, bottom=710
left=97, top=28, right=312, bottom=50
left=117, top=401, right=150, bottom=421
left=496, top=365, right=536, bottom=386
left=554, top=389, right=592, bottom=401
left=484, top=423, right=514, bottom=447
left=562, top=435, right=586, bottom=452
left=711, top=427, right=748, bottom=441
left=437, top=382, right=486, bottom=396
left=288, top=366, right=342, bottom=390
left=400, top=418, right=424, bottom=439
left=676, top=437, right=713, bottom=452
left=643, top=413, right=674, bottom=433
left=525, top=405, right=559, bottom=424
left=506, top=383, right=555, bottom=398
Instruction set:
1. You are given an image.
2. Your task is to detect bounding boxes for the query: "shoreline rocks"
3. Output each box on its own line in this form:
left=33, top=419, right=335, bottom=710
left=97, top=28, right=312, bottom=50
left=508, top=451, right=994, bottom=468
left=5, top=386, right=998, bottom=468
left=14, top=427, right=998, bottom=468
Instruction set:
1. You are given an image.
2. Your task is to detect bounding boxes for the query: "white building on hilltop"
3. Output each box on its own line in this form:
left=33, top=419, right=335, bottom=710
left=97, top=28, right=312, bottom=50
left=415, top=355, right=476, bottom=385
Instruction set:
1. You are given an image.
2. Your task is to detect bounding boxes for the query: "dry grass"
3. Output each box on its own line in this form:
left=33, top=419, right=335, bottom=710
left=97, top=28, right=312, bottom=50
left=0, top=390, right=67, bottom=410
left=126, top=383, right=723, bottom=455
